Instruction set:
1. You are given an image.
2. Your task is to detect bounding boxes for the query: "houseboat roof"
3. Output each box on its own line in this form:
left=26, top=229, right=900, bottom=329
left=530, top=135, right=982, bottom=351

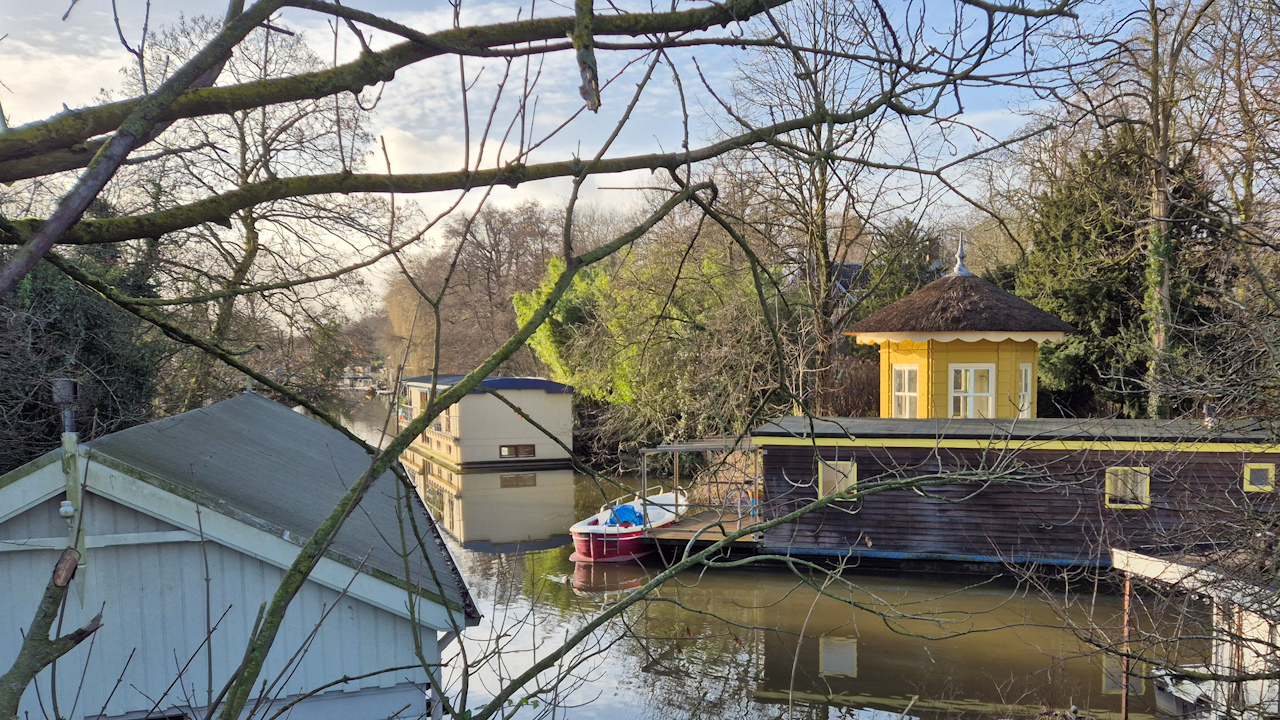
left=402, top=374, right=573, bottom=394
left=753, top=415, right=1278, bottom=445
left=86, top=392, right=480, bottom=623
left=846, top=273, right=1075, bottom=338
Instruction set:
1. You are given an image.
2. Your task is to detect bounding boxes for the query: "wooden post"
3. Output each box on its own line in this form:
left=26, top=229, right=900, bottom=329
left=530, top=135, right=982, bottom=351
left=673, top=452, right=680, bottom=518
left=1122, top=571, right=1131, bottom=720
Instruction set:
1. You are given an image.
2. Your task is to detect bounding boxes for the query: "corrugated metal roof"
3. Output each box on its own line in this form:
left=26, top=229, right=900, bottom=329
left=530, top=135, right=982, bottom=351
left=88, top=392, right=478, bottom=622
left=401, top=374, right=573, bottom=394
left=754, top=415, right=1279, bottom=443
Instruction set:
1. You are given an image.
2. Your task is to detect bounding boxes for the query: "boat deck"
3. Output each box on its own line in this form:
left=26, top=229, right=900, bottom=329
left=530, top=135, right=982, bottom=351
left=647, top=508, right=763, bottom=553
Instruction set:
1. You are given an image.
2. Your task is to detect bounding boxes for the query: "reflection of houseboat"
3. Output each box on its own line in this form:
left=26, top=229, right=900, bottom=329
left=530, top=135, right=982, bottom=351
left=751, top=247, right=1280, bottom=567
left=418, top=469, right=575, bottom=550
left=397, top=375, right=576, bottom=550
left=749, top=579, right=1156, bottom=718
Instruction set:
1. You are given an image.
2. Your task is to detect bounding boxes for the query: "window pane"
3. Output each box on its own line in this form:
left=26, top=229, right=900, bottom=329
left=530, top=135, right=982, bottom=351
left=952, top=396, right=962, bottom=417
left=905, top=396, right=917, bottom=418
left=500, top=473, right=537, bottom=488
left=906, top=369, right=917, bottom=393
left=893, top=369, right=903, bottom=393
left=975, top=369, right=991, bottom=394
left=893, top=396, right=904, bottom=417
left=953, top=369, right=965, bottom=392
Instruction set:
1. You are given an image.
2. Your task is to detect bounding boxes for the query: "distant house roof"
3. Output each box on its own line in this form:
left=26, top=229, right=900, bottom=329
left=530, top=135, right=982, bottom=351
left=402, top=374, right=574, bottom=394
left=86, top=392, right=479, bottom=624
left=846, top=273, right=1074, bottom=337
left=781, top=262, right=872, bottom=303
left=754, top=415, right=1276, bottom=444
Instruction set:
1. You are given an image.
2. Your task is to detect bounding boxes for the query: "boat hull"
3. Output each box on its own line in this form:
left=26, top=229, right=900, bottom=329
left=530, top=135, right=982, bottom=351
left=569, top=528, right=653, bottom=563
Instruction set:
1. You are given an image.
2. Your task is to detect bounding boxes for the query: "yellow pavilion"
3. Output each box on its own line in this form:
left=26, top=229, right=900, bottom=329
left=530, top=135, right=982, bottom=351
left=845, top=246, right=1074, bottom=420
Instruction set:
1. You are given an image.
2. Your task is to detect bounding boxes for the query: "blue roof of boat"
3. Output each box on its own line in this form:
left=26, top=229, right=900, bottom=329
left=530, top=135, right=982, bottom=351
left=401, top=374, right=574, bottom=394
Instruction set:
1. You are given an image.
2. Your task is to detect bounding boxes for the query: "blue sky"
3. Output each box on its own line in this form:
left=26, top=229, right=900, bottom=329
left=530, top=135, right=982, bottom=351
left=0, top=0, right=1065, bottom=228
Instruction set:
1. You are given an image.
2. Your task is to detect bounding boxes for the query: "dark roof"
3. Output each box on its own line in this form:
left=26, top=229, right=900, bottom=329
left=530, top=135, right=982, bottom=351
left=833, top=263, right=871, bottom=294
left=402, top=374, right=573, bottom=394
left=88, top=393, right=479, bottom=623
left=754, top=416, right=1277, bottom=444
left=847, top=273, right=1075, bottom=334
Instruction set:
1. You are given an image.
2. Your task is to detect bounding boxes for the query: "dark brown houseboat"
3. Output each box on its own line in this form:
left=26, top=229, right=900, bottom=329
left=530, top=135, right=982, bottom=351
left=751, top=247, right=1280, bottom=567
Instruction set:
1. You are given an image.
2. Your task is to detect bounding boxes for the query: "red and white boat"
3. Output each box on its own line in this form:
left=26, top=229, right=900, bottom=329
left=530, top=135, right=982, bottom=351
left=569, top=491, right=686, bottom=563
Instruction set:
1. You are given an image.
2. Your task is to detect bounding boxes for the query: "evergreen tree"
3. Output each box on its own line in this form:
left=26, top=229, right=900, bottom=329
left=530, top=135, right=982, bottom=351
left=0, top=250, right=164, bottom=472
left=1016, top=127, right=1224, bottom=417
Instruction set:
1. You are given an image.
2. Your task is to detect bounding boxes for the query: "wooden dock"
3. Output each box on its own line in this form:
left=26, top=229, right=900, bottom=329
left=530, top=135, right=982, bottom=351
left=647, top=508, right=762, bottom=554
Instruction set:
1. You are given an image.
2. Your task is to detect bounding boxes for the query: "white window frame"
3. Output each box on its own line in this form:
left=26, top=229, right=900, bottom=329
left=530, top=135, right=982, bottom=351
left=1245, top=463, right=1275, bottom=493
left=1018, top=363, right=1033, bottom=419
left=1105, top=467, right=1151, bottom=509
left=818, top=460, right=857, bottom=497
left=949, top=364, right=996, bottom=419
left=892, top=364, right=920, bottom=419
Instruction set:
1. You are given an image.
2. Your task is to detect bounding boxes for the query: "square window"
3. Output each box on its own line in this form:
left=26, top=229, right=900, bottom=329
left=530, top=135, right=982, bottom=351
left=949, top=365, right=995, bottom=418
left=818, top=460, right=856, bottom=497
left=819, top=636, right=858, bottom=678
left=1105, top=467, right=1151, bottom=509
left=1245, top=463, right=1275, bottom=493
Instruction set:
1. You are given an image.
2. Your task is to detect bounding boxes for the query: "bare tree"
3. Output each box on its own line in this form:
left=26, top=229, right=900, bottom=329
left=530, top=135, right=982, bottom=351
left=0, top=0, right=1080, bottom=717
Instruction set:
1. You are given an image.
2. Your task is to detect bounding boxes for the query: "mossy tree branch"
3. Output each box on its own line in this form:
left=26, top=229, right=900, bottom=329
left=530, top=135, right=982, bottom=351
left=0, top=0, right=791, bottom=176
left=0, top=102, right=888, bottom=248
left=0, top=0, right=286, bottom=297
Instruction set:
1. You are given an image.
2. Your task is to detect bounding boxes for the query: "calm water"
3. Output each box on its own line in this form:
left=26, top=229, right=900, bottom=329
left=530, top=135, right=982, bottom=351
left=345, top=400, right=1166, bottom=720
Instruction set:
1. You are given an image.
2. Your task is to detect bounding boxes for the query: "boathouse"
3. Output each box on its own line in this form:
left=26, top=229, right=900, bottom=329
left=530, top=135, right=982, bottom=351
left=0, top=392, right=479, bottom=720
left=751, top=249, right=1280, bottom=567
left=398, top=375, right=575, bottom=548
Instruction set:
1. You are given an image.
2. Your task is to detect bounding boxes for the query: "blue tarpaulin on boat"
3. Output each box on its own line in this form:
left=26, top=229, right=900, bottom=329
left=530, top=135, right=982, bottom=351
left=605, top=505, right=644, bottom=526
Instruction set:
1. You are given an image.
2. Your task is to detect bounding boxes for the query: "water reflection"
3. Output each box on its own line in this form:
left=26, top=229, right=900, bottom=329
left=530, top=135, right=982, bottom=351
left=420, top=469, right=575, bottom=550
left=345, top=400, right=1157, bottom=720
left=345, top=398, right=576, bottom=550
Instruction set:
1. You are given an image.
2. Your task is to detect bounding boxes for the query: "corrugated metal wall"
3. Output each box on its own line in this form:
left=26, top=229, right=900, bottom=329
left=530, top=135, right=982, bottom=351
left=0, top=493, right=440, bottom=720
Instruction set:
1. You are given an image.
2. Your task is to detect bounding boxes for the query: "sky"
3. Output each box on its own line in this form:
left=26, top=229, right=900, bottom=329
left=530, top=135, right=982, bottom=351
left=0, top=0, right=1065, bottom=283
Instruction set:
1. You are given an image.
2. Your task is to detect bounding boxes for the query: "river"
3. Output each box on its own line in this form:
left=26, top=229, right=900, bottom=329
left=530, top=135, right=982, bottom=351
left=344, top=399, right=1173, bottom=720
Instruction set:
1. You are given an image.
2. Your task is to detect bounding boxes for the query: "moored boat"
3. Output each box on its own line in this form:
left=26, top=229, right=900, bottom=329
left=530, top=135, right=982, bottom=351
left=569, top=491, right=686, bottom=562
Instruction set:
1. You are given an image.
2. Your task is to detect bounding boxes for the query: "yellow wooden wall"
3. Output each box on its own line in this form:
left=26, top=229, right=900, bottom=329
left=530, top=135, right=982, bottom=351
left=879, top=339, right=1039, bottom=419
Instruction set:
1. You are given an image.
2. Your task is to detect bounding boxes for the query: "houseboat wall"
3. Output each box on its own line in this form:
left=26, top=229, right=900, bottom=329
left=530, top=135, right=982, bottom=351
left=401, top=380, right=573, bottom=469
left=757, top=438, right=1280, bottom=566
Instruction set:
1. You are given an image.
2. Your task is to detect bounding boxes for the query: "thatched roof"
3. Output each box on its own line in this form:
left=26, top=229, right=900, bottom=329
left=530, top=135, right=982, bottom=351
left=847, top=273, right=1074, bottom=335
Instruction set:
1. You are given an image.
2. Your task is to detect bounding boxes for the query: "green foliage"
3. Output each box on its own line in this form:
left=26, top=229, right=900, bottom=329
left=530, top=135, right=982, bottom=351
left=861, top=217, right=946, bottom=314
left=1015, top=127, right=1224, bottom=417
left=515, top=235, right=785, bottom=464
left=513, top=257, right=626, bottom=402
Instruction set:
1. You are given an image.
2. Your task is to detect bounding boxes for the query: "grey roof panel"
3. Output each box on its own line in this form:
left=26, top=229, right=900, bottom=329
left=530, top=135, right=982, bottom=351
left=754, top=415, right=1279, bottom=444
left=402, top=374, right=573, bottom=394
left=89, top=392, right=478, bottom=622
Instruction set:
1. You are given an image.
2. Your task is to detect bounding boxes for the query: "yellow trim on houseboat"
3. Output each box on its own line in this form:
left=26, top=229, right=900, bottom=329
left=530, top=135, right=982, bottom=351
left=753, top=435, right=1280, bottom=454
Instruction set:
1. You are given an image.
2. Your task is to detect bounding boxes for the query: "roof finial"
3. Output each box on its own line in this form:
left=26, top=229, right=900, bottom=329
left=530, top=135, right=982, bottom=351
left=953, top=231, right=975, bottom=277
